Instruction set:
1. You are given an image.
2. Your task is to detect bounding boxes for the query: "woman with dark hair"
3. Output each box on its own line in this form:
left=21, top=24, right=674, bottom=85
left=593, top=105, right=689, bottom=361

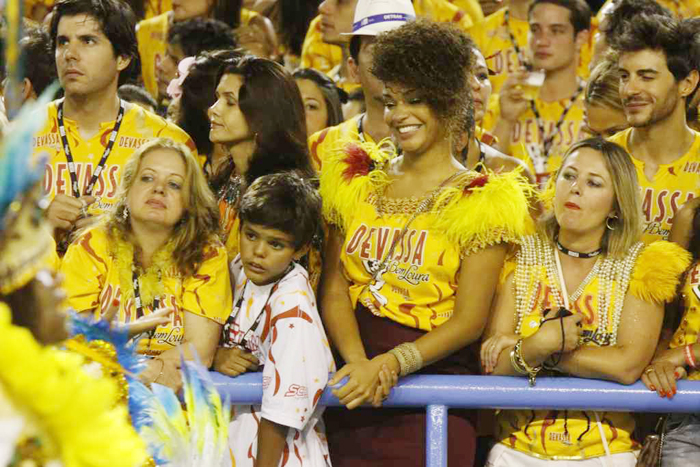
left=258, top=0, right=321, bottom=67
left=207, top=56, right=318, bottom=279
left=293, top=67, right=346, bottom=137
left=176, top=50, right=244, bottom=175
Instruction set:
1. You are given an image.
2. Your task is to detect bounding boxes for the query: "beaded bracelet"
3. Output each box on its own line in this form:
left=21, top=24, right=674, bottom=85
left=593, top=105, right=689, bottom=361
left=510, top=339, right=541, bottom=386
left=685, top=345, right=697, bottom=369
left=388, top=342, right=424, bottom=377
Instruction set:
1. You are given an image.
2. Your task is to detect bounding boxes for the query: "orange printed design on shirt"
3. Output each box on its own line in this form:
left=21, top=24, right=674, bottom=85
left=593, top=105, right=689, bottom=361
left=671, top=261, right=700, bottom=380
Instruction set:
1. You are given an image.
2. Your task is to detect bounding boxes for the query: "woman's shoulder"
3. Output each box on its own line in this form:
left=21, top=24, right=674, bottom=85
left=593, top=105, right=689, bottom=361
left=629, top=241, right=692, bottom=305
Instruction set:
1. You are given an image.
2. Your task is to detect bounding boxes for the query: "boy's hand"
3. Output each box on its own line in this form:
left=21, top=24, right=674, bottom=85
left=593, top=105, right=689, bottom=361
left=213, top=346, right=260, bottom=377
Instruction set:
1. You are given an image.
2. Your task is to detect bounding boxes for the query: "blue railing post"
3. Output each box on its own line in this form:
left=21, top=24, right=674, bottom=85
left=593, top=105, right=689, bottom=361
left=426, top=404, right=448, bottom=467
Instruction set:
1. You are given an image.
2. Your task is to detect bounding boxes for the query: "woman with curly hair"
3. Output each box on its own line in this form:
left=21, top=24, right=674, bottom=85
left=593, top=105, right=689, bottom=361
left=319, top=19, right=532, bottom=466
left=60, top=138, right=233, bottom=390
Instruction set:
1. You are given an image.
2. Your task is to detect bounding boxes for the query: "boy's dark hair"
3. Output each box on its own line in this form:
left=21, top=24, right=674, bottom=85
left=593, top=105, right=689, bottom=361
left=118, top=84, right=157, bottom=110
left=615, top=14, right=700, bottom=105
left=238, top=172, right=321, bottom=250
left=600, top=0, right=672, bottom=48
left=167, top=18, right=238, bottom=57
left=49, top=0, right=140, bottom=86
left=529, top=0, right=592, bottom=35
left=20, top=28, right=57, bottom=96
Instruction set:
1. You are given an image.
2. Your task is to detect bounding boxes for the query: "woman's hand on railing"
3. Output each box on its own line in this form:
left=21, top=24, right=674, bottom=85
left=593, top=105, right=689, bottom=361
left=372, top=364, right=399, bottom=408
left=480, top=333, right=519, bottom=374
left=213, top=346, right=260, bottom=377
left=641, top=347, right=687, bottom=399
left=329, top=353, right=400, bottom=410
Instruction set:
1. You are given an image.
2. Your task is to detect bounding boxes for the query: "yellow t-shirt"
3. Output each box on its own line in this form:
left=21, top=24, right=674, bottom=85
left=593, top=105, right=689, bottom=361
left=597, top=0, right=700, bottom=21
left=671, top=261, right=700, bottom=381
left=469, top=8, right=591, bottom=95
left=308, top=114, right=370, bottom=172
left=137, top=9, right=259, bottom=98
left=300, top=0, right=475, bottom=76
left=145, top=0, right=173, bottom=19
left=60, top=226, right=232, bottom=355
left=33, top=100, right=198, bottom=218
left=609, top=129, right=700, bottom=244
left=497, top=236, right=644, bottom=459
left=482, top=91, right=586, bottom=188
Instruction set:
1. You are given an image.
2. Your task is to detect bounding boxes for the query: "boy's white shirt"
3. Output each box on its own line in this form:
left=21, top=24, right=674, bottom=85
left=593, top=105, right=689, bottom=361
left=225, top=255, right=335, bottom=467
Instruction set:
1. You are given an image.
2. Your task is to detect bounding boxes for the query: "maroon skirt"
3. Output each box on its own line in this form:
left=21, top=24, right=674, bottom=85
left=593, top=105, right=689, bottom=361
left=325, top=305, right=478, bottom=467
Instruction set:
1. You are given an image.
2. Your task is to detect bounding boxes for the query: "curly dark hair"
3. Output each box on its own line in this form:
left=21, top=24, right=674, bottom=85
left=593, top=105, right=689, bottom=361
left=371, top=19, right=475, bottom=136
left=600, top=0, right=672, bottom=49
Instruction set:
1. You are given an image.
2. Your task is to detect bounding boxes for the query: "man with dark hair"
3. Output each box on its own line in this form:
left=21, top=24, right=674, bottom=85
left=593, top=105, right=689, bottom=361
left=117, top=83, right=157, bottom=113
left=4, top=27, right=59, bottom=117
left=32, top=0, right=197, bottom=252
left=609, top=14, right=700, bottom=244
left=155, top=18, right=237, bottom=104
left=487, top=0, right=591, bottom=187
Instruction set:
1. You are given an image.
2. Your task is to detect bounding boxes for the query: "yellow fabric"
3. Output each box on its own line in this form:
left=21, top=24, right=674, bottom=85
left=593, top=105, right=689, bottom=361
left=596, top=0, right=700, bottom=21
left=671, top=261, right=700, bottom=381
left=482, top=90, right=587, bottom=188
left=145, top=0, right=173, bottom=19
left=33, top=100, right=198, bottom=219
left=497, top=239, right=655, bottom=459
left=320, top=142, right=531, bottom=331
left=308, top=114, right=370, bottom=172
left=300, top=0, right=475, bottom=76
left=469, top=7, right=591, bottom=95
left=609, top=129, right=700, bottom=244
left=137, top=10, right=259, bottom=98
left=60, top=226, right=232, bottom=356
left=448, top=0, right=484, bottom=23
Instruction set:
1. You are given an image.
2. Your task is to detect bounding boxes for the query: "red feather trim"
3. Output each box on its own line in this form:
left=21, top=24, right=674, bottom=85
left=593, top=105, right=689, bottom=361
left=342, top=143, right=373, bottom=181
left=463, top=174, right=489, bottom=194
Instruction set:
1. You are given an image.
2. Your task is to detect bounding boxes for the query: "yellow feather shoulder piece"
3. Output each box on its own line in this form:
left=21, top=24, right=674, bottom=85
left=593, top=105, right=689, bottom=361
left=629, top=241, right=691, bottom=304
left=431, top=169, right=535, bottom=255
left=0, top=303, right=147, bottom=466
left=319, top=137, right=394, bottom=232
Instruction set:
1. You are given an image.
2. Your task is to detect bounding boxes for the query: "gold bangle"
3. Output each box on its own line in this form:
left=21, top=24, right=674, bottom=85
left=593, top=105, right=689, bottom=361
left=388, top=342, right=423, bottom=377
left=513, top=339, right=541, bottom=386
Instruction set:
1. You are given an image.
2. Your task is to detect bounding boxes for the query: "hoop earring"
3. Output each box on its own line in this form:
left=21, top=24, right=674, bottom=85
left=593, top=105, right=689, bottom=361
left=606, top=215, right=617, bottom=231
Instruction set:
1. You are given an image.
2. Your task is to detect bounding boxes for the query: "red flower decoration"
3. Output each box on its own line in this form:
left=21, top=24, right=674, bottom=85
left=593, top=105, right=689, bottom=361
left=341, top=144, right=373, bottom=181
left=464, top=174, right=489, bottom=194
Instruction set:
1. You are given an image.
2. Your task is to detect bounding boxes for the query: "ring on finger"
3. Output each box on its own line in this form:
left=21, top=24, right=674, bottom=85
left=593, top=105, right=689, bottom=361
left=644, top=367, right=655, bottom=375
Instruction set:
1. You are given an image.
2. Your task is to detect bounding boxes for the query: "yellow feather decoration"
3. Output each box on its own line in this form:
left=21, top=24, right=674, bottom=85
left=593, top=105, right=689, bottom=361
left=629, top=241, right=691, bottom=304
left=319, top=137, right=393, bottom=232
left=432, top=169, right=535, bottom=255
left=0, top=303, right=147, bottom=467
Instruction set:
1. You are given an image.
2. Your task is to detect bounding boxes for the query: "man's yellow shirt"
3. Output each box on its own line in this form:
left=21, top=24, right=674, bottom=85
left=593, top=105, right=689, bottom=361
left=609, top=128, right=700, bottom=244
left=33, top=100, right=198, bottom=218
left=308, top=114, right=371, bottom=172
left=137, top=9, right=259, bottom=98
left=469, top=7, right=592, bottom=94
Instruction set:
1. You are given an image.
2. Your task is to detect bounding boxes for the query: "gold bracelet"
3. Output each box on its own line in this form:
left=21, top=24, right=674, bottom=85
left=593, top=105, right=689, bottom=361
left=388, top=342, right=424, bottom=377
left=513, top=339, right=541, bottom=387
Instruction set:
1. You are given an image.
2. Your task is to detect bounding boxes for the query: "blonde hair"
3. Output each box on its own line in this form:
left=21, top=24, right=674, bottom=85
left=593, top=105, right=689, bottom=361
left=541, top=138, right=641, bottom=258
left=585, top=53, right=623, bottom=112
left=105, top=138, right=221, bottom=276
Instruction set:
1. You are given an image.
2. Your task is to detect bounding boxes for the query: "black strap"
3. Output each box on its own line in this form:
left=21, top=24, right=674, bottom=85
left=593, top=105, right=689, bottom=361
left=357, top=112, right=367, bottom=144
left=57, top=99, right=125, bottom=198
left=504, top=9, right=527, bottom=69
left=529, top=84, right=583, bottom=159
left=132, top=269, right=160, bottom=320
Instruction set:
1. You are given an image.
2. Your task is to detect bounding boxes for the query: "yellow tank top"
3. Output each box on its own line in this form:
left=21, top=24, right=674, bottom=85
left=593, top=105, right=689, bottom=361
left=671, top=261, right=700, bottom=381
left=609, top=128, right=700, bottom=244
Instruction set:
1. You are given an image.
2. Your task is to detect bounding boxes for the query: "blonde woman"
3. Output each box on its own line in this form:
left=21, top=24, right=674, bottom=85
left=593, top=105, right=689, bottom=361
left=481, top=137, right=690, bottom=466
left=583, top=57, right=629, bottom=138
left=61, top=138, right=232, bottom=389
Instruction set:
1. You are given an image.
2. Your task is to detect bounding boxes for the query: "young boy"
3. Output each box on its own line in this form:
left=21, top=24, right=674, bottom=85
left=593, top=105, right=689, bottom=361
left=214, top=172, right=334, bottom=467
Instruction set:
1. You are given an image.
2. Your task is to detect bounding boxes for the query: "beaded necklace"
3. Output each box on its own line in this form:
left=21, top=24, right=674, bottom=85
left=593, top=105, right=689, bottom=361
left=514, top=235, right=644, bottom=345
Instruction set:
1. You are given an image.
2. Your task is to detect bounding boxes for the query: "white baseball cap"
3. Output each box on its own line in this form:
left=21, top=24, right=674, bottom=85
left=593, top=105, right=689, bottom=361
left=342, top=0, right=416, bottom=37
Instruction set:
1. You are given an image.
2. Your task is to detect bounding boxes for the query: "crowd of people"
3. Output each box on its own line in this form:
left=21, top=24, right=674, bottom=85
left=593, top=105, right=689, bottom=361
left=2, top=0, right=700, bottom=465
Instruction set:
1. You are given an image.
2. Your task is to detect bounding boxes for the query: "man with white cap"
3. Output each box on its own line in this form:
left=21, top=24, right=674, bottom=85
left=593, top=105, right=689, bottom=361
left=308, top=0, right=416, bottom=171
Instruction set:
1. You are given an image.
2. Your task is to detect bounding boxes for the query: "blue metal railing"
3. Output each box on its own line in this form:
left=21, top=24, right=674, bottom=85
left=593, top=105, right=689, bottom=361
left=212, top=373, right=700, bottom=467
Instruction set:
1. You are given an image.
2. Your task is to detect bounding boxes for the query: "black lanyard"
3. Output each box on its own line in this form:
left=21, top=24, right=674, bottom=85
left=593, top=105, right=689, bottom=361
left=57, top=99, right=125, bottom=198
left=504, top=9, right=526, bottom=68
left=529, top=84, right=583, bottom=159
left=357, top=113, right=368, bottom=144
